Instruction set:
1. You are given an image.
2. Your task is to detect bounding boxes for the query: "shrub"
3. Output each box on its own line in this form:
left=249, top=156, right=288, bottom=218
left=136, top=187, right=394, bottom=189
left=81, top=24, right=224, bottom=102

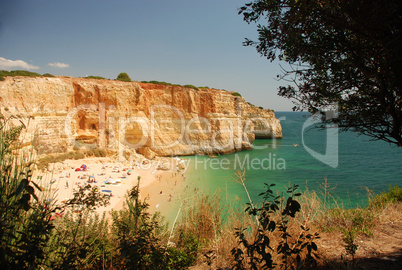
left=111, top=176, right=167, bottom=269
left=232, top=182, right=319, bottom=269
left=183, top=84, right=199, bottom=90
left=43, top=73, right=55, bottom=77
left=0, top=70, right=10, bottom=77
left=0, top=70, right=42, bottom=78
left=142, top=80, right=170, bottom=85
left=0, top=114, right=54, bottom=269
left=0, top=76, right=4, bottom=81
left=178, top=190, right=223, bottom=243
left=84, top=75, right=106, bottom=80
left=12, top=70, right=42, bottom=77
left=116, top=72, right=131, bottom=82
left=167, top=230, right=200, bottom=269
left=231, top=92, right=242, bottom=97
left=45, top=184, right=111, bottom=269
left=369, top=184, right=402, bottom=208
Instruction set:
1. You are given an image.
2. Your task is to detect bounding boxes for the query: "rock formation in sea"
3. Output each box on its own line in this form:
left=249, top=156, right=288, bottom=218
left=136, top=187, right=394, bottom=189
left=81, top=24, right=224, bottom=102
left=0, top=76, right=282, bottom=159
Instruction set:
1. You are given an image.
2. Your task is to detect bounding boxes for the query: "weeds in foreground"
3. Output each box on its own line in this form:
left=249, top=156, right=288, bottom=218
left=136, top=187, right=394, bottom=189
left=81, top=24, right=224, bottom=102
left=369, top=184, right=402, bottom=208
left=232, top=172, right=320, bottom=269
left=1, top=117, right=401, bottom=269
left=0, top=115, right=55, bottom=269
left=46, top=184, right=111, bottom=269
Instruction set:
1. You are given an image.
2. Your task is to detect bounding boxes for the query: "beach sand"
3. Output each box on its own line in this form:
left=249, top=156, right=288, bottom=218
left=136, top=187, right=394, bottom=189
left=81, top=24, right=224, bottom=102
left=33, top=157, right=189, bottom=221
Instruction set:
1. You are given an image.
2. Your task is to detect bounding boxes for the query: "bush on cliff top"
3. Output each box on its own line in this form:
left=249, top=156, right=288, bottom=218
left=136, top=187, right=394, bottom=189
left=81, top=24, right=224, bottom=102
left=0, top=70, right=43, bottom=77
left=183, top=84, right=199, bottom=90
left=116, top=72, right=131, bottom=82
left=84, top=75, right=106, bottom=80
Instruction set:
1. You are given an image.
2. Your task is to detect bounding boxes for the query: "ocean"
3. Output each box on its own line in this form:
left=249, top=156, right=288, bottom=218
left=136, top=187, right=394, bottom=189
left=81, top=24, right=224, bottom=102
left=179, top=111, right=402, bottom=213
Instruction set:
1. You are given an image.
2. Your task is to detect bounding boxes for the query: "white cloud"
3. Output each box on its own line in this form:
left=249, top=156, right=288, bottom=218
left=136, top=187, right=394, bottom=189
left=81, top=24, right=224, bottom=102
left=48, top=62, right=70, bottom=68
left=0, top=57, right=40, bottom=70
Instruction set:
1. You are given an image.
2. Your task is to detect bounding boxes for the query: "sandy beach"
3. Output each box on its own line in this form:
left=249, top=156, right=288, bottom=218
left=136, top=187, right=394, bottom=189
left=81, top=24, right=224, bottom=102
left=33, top=157, right=190, bottom=221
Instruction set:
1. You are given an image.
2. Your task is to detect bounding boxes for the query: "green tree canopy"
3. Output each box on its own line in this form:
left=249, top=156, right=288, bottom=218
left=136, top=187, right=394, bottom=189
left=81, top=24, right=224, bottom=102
left=116, top=72, right=131, bottom=82
left=240, top=0, right=402, bottom=146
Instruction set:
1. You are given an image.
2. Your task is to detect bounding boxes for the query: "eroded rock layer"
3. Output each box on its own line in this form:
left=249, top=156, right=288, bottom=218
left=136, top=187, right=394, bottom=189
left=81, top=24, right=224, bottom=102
left=0, top=77, right=282, bottom=158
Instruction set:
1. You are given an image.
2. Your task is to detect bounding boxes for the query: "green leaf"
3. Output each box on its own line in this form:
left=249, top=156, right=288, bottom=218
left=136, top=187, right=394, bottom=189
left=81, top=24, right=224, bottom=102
left=15, top=179, right=29, bottom=196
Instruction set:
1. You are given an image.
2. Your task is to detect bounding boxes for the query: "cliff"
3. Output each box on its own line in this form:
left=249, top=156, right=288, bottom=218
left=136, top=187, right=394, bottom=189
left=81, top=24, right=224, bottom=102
left=0, top=76, right=282, bottom=159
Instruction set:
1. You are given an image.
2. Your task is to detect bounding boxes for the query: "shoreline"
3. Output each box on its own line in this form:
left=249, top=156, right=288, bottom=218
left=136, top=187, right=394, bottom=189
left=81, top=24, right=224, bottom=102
left=33, top=157, right=189, bottom=221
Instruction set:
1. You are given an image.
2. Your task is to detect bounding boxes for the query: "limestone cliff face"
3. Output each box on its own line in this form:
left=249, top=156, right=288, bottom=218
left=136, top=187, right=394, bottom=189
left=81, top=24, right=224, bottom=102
left=0, top=76, right=282, bottom=158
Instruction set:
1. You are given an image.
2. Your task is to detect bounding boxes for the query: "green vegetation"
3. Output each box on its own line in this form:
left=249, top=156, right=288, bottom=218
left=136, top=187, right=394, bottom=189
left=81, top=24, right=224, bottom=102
left=240, top=0, right=402, bottom=146
left=183, top=84, right=198, bottom=90
left=0, top=70, right=44, bottom=81
left=84, top=75, right=106, bottom=80
left=369, top=184, right=402, bottom=208
left=0, top=70, right=43, bottom=77
left=116, top=72, right=131, bottom=82
left=140, top=80, right=199, bottom=90
left=42, top=73, right=55, bottom=77
left=1, top=120, right=400, bottom=269
left=232, top=171, right=319, bottom=269
left=141, top=80, right=180, bottom=86
left=0, top=114, right=54, bottom=269
left=231, top=92, right=242, bottom=97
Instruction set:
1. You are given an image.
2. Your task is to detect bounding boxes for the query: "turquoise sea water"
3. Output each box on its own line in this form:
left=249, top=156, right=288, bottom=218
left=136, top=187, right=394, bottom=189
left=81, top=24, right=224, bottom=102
left=177, top=112, right=402, bottom=214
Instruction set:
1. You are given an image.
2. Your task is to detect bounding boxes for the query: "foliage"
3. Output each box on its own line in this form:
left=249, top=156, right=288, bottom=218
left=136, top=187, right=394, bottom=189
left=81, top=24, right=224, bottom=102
left=111, top=176, right=168, bottom=269
left=46, top=184, right=111, bottom=269
left=342, top=227, right=358, bottom=265
left=141, top=80, right=179, bottom=86
left=232, top=183, right=319, bottom=269
left=232, top=92, right=242, bottom=97
left=240, top=0, right=402, bottom=146
left=0, top=70, right=43, bottom=77
left=84, top=75, right=106, bottom=80
left=166, top=230, right=200, bottom=270
left=183, top=84, right=199, bottom=90
left=369, top=184, right=402, bottom=208
left=116, top=72, right=131, bottom=82
left=42, top=73, right=55, bottom=77
left=178, top=190, right=223, bottom=244
left=0, top=115, right=54, bottom=269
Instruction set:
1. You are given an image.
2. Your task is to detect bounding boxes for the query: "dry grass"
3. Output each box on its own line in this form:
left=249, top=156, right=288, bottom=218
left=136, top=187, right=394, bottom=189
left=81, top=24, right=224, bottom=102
left=181, top=178, right=402, bottom=269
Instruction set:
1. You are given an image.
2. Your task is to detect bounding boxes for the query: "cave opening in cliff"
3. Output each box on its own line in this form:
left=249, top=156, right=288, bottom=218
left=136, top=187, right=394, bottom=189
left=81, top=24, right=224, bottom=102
left=124, top=122, right=147, bottom=149
left=74, top=110, right=99, bottom=146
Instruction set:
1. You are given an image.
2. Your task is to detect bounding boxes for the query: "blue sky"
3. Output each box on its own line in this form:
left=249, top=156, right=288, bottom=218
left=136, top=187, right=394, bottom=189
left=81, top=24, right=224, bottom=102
left=0, top=0, right=294, bottom=111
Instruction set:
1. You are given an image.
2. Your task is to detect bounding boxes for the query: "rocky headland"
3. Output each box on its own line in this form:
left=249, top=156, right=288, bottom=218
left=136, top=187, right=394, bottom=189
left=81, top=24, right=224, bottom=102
left=0, top=76, right=282, bottom=160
